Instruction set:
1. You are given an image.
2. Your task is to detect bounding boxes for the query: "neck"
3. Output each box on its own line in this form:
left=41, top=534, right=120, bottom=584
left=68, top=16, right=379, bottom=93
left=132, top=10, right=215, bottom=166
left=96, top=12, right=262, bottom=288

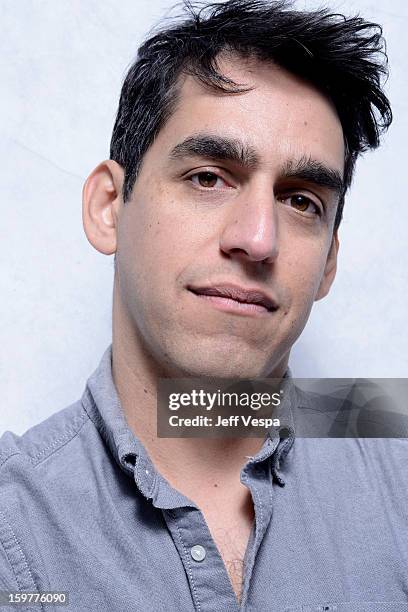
left=111, top=277, right=289, bottom=495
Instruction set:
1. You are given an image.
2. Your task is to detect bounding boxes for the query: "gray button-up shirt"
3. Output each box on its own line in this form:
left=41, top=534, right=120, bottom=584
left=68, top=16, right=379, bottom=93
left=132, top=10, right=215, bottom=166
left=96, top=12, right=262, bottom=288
left=1, top=346, right=407, bottom=611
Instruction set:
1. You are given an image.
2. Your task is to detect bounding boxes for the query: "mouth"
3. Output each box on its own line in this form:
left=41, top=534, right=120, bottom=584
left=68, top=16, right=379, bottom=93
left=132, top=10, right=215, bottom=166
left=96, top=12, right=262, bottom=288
left=187, top=283, right=278, bottom=316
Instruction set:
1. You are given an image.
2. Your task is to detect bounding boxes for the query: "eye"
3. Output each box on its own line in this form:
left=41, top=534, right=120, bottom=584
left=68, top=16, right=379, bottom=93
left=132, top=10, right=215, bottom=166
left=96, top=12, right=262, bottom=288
left=189, top=171, right=227, bottom=189
left=280, top=194, right=321, bottom=216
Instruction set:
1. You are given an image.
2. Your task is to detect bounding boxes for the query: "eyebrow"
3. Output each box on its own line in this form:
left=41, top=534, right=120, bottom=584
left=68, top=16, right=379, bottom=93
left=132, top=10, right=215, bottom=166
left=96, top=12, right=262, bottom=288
left=169, top=133, right=344, bottom=196
left=169, top=134, right=260, bottom=168
left=281, top=155, right=344, bottom=197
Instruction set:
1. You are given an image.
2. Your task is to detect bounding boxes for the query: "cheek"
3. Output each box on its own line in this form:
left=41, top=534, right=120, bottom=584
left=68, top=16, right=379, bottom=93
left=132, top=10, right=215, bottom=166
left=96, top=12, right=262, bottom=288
left=281, top=241, right=329, bottom=310
left=117, top=194, right=195, bottom=306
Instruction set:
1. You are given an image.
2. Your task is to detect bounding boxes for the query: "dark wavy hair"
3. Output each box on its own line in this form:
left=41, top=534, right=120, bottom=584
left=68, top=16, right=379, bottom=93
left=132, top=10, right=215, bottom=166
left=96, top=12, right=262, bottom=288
left=110, top=0, right=392, bottom=231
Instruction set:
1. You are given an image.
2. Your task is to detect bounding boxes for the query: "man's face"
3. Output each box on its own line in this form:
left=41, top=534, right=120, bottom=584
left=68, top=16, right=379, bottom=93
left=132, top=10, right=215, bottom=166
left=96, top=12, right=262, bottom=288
left=114, top=56, right=344, bottom=378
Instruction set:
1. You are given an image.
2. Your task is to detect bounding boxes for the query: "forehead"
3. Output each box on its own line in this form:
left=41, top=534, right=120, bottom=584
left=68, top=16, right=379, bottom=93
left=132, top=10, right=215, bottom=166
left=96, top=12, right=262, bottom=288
left=157, top=55, right=345, bottom=174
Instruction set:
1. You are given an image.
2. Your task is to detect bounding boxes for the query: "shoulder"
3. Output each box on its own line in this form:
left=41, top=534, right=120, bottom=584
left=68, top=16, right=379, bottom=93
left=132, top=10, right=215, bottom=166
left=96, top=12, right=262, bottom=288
left=0, top=395, right=114, bottom=501
left=0, top=399, right=97, bottom=589
left=0, top=398, right=98, bottom=508
left=0, top=399, right=90, bottom=475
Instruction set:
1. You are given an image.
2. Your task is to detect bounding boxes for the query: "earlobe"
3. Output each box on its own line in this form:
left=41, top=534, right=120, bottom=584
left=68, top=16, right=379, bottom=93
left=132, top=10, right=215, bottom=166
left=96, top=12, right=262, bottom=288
left=315, top=231, right=340, bottom=301
left=82, top=160, right=124, bottom=255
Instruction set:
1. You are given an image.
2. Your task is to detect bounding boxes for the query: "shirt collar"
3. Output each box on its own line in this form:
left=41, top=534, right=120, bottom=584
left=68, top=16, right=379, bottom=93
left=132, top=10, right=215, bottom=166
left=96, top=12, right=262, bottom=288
left=246, top=365, right=296, bottom=486
left=81, top=344, right=296, bottom=487
left=268, top=367, right=296, bottom=485
left=81, top=344, right=146, bottom=476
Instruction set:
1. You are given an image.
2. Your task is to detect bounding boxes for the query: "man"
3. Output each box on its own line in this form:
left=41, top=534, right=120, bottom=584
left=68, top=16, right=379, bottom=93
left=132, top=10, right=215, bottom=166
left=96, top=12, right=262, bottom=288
left=1, top=1, right=404, bottom=611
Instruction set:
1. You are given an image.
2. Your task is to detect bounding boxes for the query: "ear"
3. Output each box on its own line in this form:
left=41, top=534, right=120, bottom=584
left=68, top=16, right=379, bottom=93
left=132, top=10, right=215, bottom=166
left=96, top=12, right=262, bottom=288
left=82, top=160, right=124, bottom=255
left=315, top=231, right=339, bottom=301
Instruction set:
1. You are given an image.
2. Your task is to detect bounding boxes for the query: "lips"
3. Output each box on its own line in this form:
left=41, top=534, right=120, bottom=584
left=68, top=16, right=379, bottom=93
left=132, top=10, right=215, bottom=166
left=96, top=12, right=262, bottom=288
left=187, top=283, right=278, bottom=312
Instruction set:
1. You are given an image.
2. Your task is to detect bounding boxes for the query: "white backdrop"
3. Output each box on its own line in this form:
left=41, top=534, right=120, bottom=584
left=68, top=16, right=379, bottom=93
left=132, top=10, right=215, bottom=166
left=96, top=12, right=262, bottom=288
left=1, top=0, right=407, bottom=435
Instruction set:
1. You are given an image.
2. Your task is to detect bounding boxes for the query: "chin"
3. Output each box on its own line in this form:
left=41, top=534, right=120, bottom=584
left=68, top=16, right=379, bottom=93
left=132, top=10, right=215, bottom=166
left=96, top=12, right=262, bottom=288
left=157, top=332, right=282, bottom=379
left=167, top=351, right=268, bottom=379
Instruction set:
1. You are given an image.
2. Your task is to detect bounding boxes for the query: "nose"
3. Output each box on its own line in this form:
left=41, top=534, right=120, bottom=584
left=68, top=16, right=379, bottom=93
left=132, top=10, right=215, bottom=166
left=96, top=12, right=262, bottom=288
left=219, top=181, right=279, bottom=264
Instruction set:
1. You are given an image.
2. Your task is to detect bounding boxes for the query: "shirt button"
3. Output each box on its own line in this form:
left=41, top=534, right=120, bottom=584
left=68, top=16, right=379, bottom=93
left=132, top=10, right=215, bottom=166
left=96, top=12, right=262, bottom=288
left=190, top=545, right=206, bottom=562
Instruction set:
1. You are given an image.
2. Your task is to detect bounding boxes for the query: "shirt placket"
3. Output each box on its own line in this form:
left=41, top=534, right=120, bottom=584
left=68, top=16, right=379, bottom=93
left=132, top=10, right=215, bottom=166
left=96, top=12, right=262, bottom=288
left=134, top=452, right=240, bottom=611
left=131, top=433, right=290, bottom=612
left=163, top=505, right=240, bottom=612
left=239, top=437, right=282, bottom=610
